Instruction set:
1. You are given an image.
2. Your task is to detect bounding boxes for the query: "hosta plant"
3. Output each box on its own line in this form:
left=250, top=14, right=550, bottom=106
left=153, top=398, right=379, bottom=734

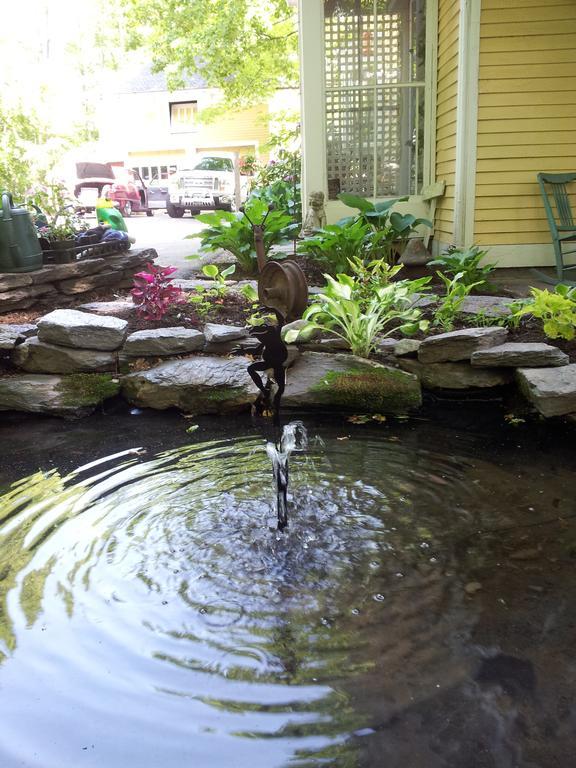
left=297, top=219, right=373, bottom=274
left=432, top=272, right=482, bottom=332
left=285, top=272, right=429, bottom=358
left=337, top=192, right=432, bottom=265
left=513, top=284, right=576, bottom=340
left=189, top=198, right=298, bottom=274
left=131, top=263, right=185, bottom=320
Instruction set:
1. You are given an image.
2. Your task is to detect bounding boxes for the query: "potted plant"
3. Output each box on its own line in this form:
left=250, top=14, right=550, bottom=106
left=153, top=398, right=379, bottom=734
left=32, top=182, right=86, bottom=262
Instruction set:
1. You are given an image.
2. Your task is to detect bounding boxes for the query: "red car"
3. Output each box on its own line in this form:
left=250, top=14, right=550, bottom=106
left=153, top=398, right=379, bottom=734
left=74, top=162, right=153, bottom=217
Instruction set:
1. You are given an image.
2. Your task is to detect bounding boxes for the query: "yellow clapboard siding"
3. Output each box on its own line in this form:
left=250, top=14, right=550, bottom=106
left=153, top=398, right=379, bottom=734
left=481, top=20, right=576, bottom=38
left=475, top=232, right=550, bottom=245
left=477, top=130, right=576, bottom=146
left=438, top=6, right=460, bottom=37
left=437, top=136, right=457, bottom=152
left=436, top=124, right=457, bottom=141
left=479, top=63, right=576, bottom=80
left=477, top=144, right=576, bottom=160
left=482, top=6, right=576, bottom=25
left=437, top=150, right=458, bottom=165
left=477, top=183, right=547, bottom=196
left=479, top=104, right=576, bottom=120
left=437, top=112, right=458, bottom=131
left=475, top=208, right=547, bottom=222
left=480, top=33, right=576, bottom=53
left=475, top=220, right=549, bottom=235
left=477, top=117, right=576, bottom=132
left=436, top=92, right=458, bottom=115
left=479, top=77, right=576, bottom=94
left=483, top=0, right=574, bottom=8
left=476, top=195, right=547, bottom=210
left=476, top=170, right=575, bottom=184
left=437, top=76, right=458, bottom=101
left=437, top=47, right=460, bottom=73
left=479, top=91, right=576, bottom=107
left=480, top=49, right=576, bottom=68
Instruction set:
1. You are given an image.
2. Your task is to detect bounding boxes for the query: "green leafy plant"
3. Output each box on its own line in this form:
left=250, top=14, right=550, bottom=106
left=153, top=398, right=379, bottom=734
left=285, top=272, right=429, bottom=358
left=513, top=285, right=576, bottom=340
left=201, top=263, right=236, bottom=295
left=428, top=245, right=497, bottom=289
left=433, top=272, right=482, bottom=332
left=337, top=192, right=432, bottom=265
left=189, top=198, right=297, bottom=274
left=347, top=256, right=405, bottom=302
left=297, top=220, right=373, bottom=275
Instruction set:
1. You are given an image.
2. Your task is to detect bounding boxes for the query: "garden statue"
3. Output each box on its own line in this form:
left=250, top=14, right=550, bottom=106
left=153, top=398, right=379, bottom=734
left=300, top=191, right=327, bottom=237
left=246, top=312, right=288, bottom=426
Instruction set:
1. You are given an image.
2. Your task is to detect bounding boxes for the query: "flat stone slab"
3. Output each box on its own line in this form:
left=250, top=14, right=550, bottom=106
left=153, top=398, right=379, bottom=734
left=418, top=327, right=509, bottom=364
left=471, top=343, right=569, bottom=368
left=394, top=339, right=422, bottom=358
left=122, top=355, right=257, bottom=413
left=29, top=259, right=106, bottom=285
left=12, top=337, right=117, bottom=374
left=203, top=323, right=247, bottom=343
left=0, top=373, right=119, bottom=417
left=516, top=364, right=576, bottom=417
left=457, top=296, right=513, bottom=317
left=37, top=309, right=128, bottom=351
left=283, top=352, right=422, bottom=413
left=77, top=300, right=137, bottom=318
left=0, top=273, right=34, bottom=292
left=400, top=359, right=512, bottom=390
left=124, top=327, right=205, bottom=356
left=0, top=323, right=37, bottom=350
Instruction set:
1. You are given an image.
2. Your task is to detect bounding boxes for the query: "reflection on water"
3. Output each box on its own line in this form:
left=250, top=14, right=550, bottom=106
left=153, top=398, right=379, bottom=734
left=0, top=415, right=575, bottom=767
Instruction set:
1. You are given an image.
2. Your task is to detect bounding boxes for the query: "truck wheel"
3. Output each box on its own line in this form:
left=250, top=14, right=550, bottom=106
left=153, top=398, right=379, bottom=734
left=167, top=203, right=185, bottom=218
left=146, top=209, right=154, bottom=217
left=122, top=201, right=132, bottom=217
left=190, top=208, right=200, bottom=216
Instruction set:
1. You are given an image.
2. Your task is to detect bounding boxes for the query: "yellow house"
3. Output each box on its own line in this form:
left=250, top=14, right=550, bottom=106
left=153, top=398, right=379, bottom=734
left=298, top=0, right=576, bottom=268
left=97, top=63, right=297, bottom=182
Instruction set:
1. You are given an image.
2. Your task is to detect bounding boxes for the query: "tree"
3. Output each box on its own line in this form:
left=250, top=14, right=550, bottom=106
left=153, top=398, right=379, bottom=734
left=121, top=0, right=299, bottom=115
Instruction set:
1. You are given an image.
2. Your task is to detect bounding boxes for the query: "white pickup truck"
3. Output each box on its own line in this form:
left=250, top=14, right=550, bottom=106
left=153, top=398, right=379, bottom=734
left=167, top=153, right=249, bottom=217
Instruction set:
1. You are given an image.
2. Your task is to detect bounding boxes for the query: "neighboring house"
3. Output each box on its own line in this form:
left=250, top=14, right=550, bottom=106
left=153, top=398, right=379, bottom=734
left=98, top=62, right=295, bottom=182
left=298, top=0, right=576, bottom=267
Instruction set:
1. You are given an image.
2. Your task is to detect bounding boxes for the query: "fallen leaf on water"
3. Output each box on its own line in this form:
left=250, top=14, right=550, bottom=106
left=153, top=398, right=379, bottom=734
left=337, top=436, right=350, bottom=441
left=186, top=425, right=199, bottom=434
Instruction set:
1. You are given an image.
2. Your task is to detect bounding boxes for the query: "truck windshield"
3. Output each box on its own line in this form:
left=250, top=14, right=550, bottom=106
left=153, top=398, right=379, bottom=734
left=193, top=158, right=234, bottom=172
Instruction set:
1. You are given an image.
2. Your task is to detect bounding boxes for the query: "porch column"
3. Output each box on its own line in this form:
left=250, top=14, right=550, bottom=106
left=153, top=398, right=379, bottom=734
left=298, top=0, right=327, bottom=204
left=453, top=0, right=481, bottom=247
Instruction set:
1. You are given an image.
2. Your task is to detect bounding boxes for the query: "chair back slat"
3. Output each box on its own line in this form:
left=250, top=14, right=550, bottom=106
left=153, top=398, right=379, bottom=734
left=552, top=184, right=574, bottom=227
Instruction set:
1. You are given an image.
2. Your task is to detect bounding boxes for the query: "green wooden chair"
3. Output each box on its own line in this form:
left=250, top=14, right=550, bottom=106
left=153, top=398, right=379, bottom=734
left=537, top=172, right=576, bottom=283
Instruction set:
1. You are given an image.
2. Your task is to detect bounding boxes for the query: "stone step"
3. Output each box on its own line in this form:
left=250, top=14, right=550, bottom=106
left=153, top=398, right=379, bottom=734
left=471, top=342, right=569, bottom=368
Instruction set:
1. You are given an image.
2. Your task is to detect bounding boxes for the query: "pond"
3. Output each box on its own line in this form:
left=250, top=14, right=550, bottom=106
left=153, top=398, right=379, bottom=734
left=0, top=406, right=575, bottom=768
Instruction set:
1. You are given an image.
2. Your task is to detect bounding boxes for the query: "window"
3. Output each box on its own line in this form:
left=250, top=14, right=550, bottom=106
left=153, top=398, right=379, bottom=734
left=324, top=0, right=426, bottom=199
left=170, top=101, right=198, bottom=133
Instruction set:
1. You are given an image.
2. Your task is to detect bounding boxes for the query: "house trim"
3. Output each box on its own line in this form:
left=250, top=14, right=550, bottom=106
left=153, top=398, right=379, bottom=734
left=453, top=0, right=481, bottom=247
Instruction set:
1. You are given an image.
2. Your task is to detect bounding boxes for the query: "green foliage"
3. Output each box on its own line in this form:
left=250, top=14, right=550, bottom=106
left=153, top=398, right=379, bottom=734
left=285, top=272, right=429, bottom=359
left=201, top=263, right=236, bottom=294
left=513, top=284, right=576, bottom=340
left=248, top=179, right=301, bottom=223
left=189, top=198, right=297, bottom=273
left=432, top=272, right=482, bottom=332
left=121, top=0, right=299, bottom=114
left=298, top=220, right=373, bottom=275
left=428, top=245, right=497, bottom=288
left=337, top=192, right=432, bottom=265
left=0, top=99, right=50, bottom=200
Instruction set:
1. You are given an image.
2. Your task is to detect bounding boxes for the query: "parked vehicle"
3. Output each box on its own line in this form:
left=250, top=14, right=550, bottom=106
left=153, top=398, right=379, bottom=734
left=167, top=153, right=249, bottom=218
left=147, top=177, right=171, bottom=210
left=74, top=163, right=153, bottom=217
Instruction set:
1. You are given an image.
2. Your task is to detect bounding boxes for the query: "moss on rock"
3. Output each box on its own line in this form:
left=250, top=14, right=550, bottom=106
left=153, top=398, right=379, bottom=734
left=56, top=374, right=120, bottom=407
left=310, top=366, right=422, bottom=413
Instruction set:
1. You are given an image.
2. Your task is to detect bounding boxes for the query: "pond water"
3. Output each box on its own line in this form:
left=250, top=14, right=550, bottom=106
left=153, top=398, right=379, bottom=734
left=0, top=406, right=575, bottom=768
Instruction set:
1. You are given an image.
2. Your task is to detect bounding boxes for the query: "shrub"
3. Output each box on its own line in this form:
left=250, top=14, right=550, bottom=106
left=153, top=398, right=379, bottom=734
left=432, top=272, right=482, bottom=332
left=131, top=263, right=185, bottom=320
left=297, top=219, right=373, bottom=274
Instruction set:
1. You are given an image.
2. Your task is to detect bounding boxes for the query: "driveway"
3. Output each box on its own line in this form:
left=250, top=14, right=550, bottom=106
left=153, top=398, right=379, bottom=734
left=122, top=210, right=212, bottom=277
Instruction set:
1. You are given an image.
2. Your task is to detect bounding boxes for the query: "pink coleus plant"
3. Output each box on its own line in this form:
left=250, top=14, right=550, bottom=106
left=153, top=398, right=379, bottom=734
left=131, top=263, right=186, bottom=320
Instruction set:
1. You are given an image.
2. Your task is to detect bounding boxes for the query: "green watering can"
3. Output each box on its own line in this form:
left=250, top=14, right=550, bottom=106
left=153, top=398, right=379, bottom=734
left=0, top=192, right=43, bottom=273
